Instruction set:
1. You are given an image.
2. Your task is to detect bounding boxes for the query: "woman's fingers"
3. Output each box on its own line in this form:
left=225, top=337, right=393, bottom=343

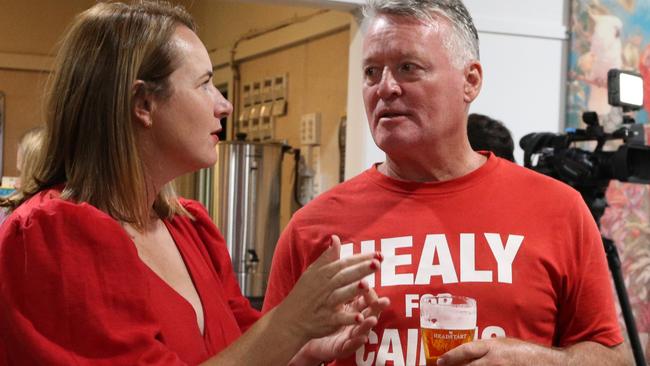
left=349, top=316, right=379, bottom=338
left=309, top=235, right=342, bottom=269
left=321, top=253, right=378, bottom=282
left=326, top=258, right=381, bottom=306
left=362, top=294, right=390, bottom=318
left=330, top=307, right=365, bottom=327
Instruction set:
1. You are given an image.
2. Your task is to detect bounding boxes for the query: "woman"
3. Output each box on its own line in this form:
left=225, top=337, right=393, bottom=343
left=0, top=126, right=45, bottom=222
left=0, top=2, right=388, bottom=365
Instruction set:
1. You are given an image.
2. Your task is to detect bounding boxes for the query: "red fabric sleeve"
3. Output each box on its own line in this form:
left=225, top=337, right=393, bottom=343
left=555, top=197, right=623, bottom=347
left=180, top=199, right=261, bottom=332
left=0, top=200, right=185, bottom=365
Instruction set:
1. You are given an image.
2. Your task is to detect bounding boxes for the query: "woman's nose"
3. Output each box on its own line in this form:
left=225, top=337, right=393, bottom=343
left=215, top=92, right=233, bottom=119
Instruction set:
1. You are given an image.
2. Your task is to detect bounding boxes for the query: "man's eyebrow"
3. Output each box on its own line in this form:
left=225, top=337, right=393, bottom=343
left=361, top=57, right=376, bottom=66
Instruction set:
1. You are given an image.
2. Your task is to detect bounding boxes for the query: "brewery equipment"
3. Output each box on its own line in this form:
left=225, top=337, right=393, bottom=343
left=215, top=141, right=285, bottom=299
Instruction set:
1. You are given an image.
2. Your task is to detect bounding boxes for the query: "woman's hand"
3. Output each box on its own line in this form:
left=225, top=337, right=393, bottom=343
left=292, top=287, right=390, bottom=365
left=275, top=235, right=384, bottom=344
left=200, top=235, right=386, bottom=366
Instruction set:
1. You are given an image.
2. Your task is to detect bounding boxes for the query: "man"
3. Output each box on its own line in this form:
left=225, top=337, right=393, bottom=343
left=264, top=0, right=628, bottom=365
left=467, top=113, right=515, bottom=162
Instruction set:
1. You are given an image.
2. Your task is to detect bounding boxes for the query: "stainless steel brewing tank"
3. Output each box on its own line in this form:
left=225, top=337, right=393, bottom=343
left=215, top=141, right=284, bottom=297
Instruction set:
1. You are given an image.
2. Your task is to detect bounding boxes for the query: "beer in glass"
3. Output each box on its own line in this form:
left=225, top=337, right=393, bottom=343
left=420, top=294, right=476, bottom=366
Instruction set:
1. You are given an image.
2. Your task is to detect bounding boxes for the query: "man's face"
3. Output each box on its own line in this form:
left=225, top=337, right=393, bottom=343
left=362, top=14, right=481, bottom=157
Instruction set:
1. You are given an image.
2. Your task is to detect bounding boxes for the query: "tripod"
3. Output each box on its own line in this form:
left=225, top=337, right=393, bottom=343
left=581, top=185, right=647, bottom=366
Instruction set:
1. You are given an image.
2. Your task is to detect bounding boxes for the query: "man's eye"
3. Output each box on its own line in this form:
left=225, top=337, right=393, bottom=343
left=400, top=63, right=415, bottom=72
left=364, top=67, right=378, bottom=78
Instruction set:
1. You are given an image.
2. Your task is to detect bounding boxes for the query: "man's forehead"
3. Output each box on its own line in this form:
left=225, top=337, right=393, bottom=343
left=362, top=12, right=442, bottom=35
left=362, top=14, right=442, bottom=56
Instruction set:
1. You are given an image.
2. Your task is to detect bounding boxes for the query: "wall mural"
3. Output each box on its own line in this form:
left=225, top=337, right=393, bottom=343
left=568, top=0, right=650, bottom=361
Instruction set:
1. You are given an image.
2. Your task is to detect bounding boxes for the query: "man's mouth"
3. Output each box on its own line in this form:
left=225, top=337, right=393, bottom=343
left=378, top=110, right=408, bottom=121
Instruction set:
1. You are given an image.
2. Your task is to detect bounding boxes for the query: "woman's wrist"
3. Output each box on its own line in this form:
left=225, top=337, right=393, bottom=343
left=288, top=340, right=327, bottom=366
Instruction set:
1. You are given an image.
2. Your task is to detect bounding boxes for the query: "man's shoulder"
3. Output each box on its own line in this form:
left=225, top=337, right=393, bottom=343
left=494, top=159, right=585, bottom=206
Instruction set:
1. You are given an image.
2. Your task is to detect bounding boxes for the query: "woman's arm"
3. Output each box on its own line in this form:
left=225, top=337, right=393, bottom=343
left=201, top=235, right=384, bottom=366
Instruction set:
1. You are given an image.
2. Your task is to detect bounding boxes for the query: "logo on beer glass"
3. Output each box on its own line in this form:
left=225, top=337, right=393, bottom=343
left=420, top=294, right=477, bottom=366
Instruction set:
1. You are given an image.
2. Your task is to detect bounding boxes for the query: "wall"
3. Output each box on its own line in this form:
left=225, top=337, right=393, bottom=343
left=344, top=0, right=570, bottom=176
left=235, top=29, right=350, bottom=228
left=0, top=0, right=96, bottom=177
left=466, top=0, right=569, bottom=164
left=187, top=0, right=320, bottom=53
left=0, top=69, right=48, bottom=176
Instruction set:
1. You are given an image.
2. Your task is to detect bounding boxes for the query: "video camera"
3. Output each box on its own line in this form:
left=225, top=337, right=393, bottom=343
left=520, top=69, right=650, bottom=366
left=520, top=69, right=650, bottom=221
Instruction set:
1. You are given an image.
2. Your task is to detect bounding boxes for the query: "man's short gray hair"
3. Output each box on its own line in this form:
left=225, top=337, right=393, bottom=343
left=362, top=0, right=479, bottom=68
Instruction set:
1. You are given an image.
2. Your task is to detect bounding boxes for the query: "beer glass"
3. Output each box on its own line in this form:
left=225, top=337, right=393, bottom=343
left=420, top=294, right=476, bottom=366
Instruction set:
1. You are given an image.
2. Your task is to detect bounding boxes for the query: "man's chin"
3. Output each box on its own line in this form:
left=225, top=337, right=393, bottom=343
left=375, top=136, right=414, bottom=155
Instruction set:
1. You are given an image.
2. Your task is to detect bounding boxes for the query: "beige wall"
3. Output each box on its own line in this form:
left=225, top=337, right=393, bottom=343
left=187, top=0, right=320, bottom=53
left=0, top=0, right=95, bottom=55
left=237, top=29, right=349, bottom=228
left=0, top=69, right=48, bottom=176
left=0, top=0, right=96, bottom=177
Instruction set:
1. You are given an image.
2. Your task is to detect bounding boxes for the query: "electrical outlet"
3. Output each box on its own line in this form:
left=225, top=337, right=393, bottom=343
left=300, top=112, right=321, bottom=145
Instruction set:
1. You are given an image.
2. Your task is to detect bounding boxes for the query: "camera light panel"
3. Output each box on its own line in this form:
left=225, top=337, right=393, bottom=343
left=619, top=72, right=644, bottom=107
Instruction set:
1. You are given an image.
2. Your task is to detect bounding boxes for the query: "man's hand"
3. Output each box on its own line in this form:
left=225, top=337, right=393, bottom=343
left=437, top=338, right=630, bottom=366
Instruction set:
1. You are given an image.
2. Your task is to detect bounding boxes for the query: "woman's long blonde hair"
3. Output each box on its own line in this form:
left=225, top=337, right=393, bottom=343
left=19, top=1, right=197, bottom=229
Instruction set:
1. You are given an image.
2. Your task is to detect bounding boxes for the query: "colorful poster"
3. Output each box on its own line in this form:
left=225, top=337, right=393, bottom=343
left=568, top=1, right=650, bottom=362
left=567, top=0, right=650, bottom=128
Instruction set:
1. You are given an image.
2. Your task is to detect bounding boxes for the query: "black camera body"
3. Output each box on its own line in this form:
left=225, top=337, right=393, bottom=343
left=520, top=113, right=650, bottom=187
left=520, top=69, right=650, bottom=222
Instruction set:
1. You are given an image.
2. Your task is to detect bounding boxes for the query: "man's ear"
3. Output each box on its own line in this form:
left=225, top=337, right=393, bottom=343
left=132, top=80, right=154, bottom=128
left=463, top=61, right=483, bottom=103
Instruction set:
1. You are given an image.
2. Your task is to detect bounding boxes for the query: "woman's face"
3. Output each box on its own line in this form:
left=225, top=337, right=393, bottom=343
left=147, top=25, right=232, bottom=179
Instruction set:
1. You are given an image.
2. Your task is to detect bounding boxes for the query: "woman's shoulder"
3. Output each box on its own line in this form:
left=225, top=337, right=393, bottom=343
left=174, top=198, right=216, bottom=229
left=1, top=188, right=126, bottom=248
left=7, top=188, right=111, bottom=228
left=177, top=198, right=209, bottom=217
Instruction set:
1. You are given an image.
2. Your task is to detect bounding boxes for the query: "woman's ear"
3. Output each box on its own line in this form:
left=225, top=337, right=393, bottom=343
left=132, top=80, right=154, bottom=128
left=463, top=61, right=483, bottom=103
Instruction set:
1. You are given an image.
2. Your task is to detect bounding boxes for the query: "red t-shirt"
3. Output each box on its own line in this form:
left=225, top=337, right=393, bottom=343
left=264, top=153, right=623, bottom=366
left=0, top=189, right=260, bottom=365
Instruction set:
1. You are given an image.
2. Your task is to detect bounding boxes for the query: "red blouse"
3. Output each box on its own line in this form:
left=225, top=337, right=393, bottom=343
left=0, top=189, right=261, bottom=365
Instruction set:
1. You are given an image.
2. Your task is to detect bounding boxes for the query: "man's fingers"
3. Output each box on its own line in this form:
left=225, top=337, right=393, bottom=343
left=437, top=341, right=488, bottom=366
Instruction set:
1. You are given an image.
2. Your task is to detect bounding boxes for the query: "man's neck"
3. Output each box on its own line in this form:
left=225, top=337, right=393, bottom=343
left=378, top=149, right=487, bottom=183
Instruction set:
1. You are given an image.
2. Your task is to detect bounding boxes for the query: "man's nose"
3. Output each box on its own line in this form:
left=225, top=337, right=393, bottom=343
left=377, top=67, right=402, bottom=99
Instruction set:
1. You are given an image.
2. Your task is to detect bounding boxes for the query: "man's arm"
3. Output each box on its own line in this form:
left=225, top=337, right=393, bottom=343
left=438, top=338, right=631, bottom=366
